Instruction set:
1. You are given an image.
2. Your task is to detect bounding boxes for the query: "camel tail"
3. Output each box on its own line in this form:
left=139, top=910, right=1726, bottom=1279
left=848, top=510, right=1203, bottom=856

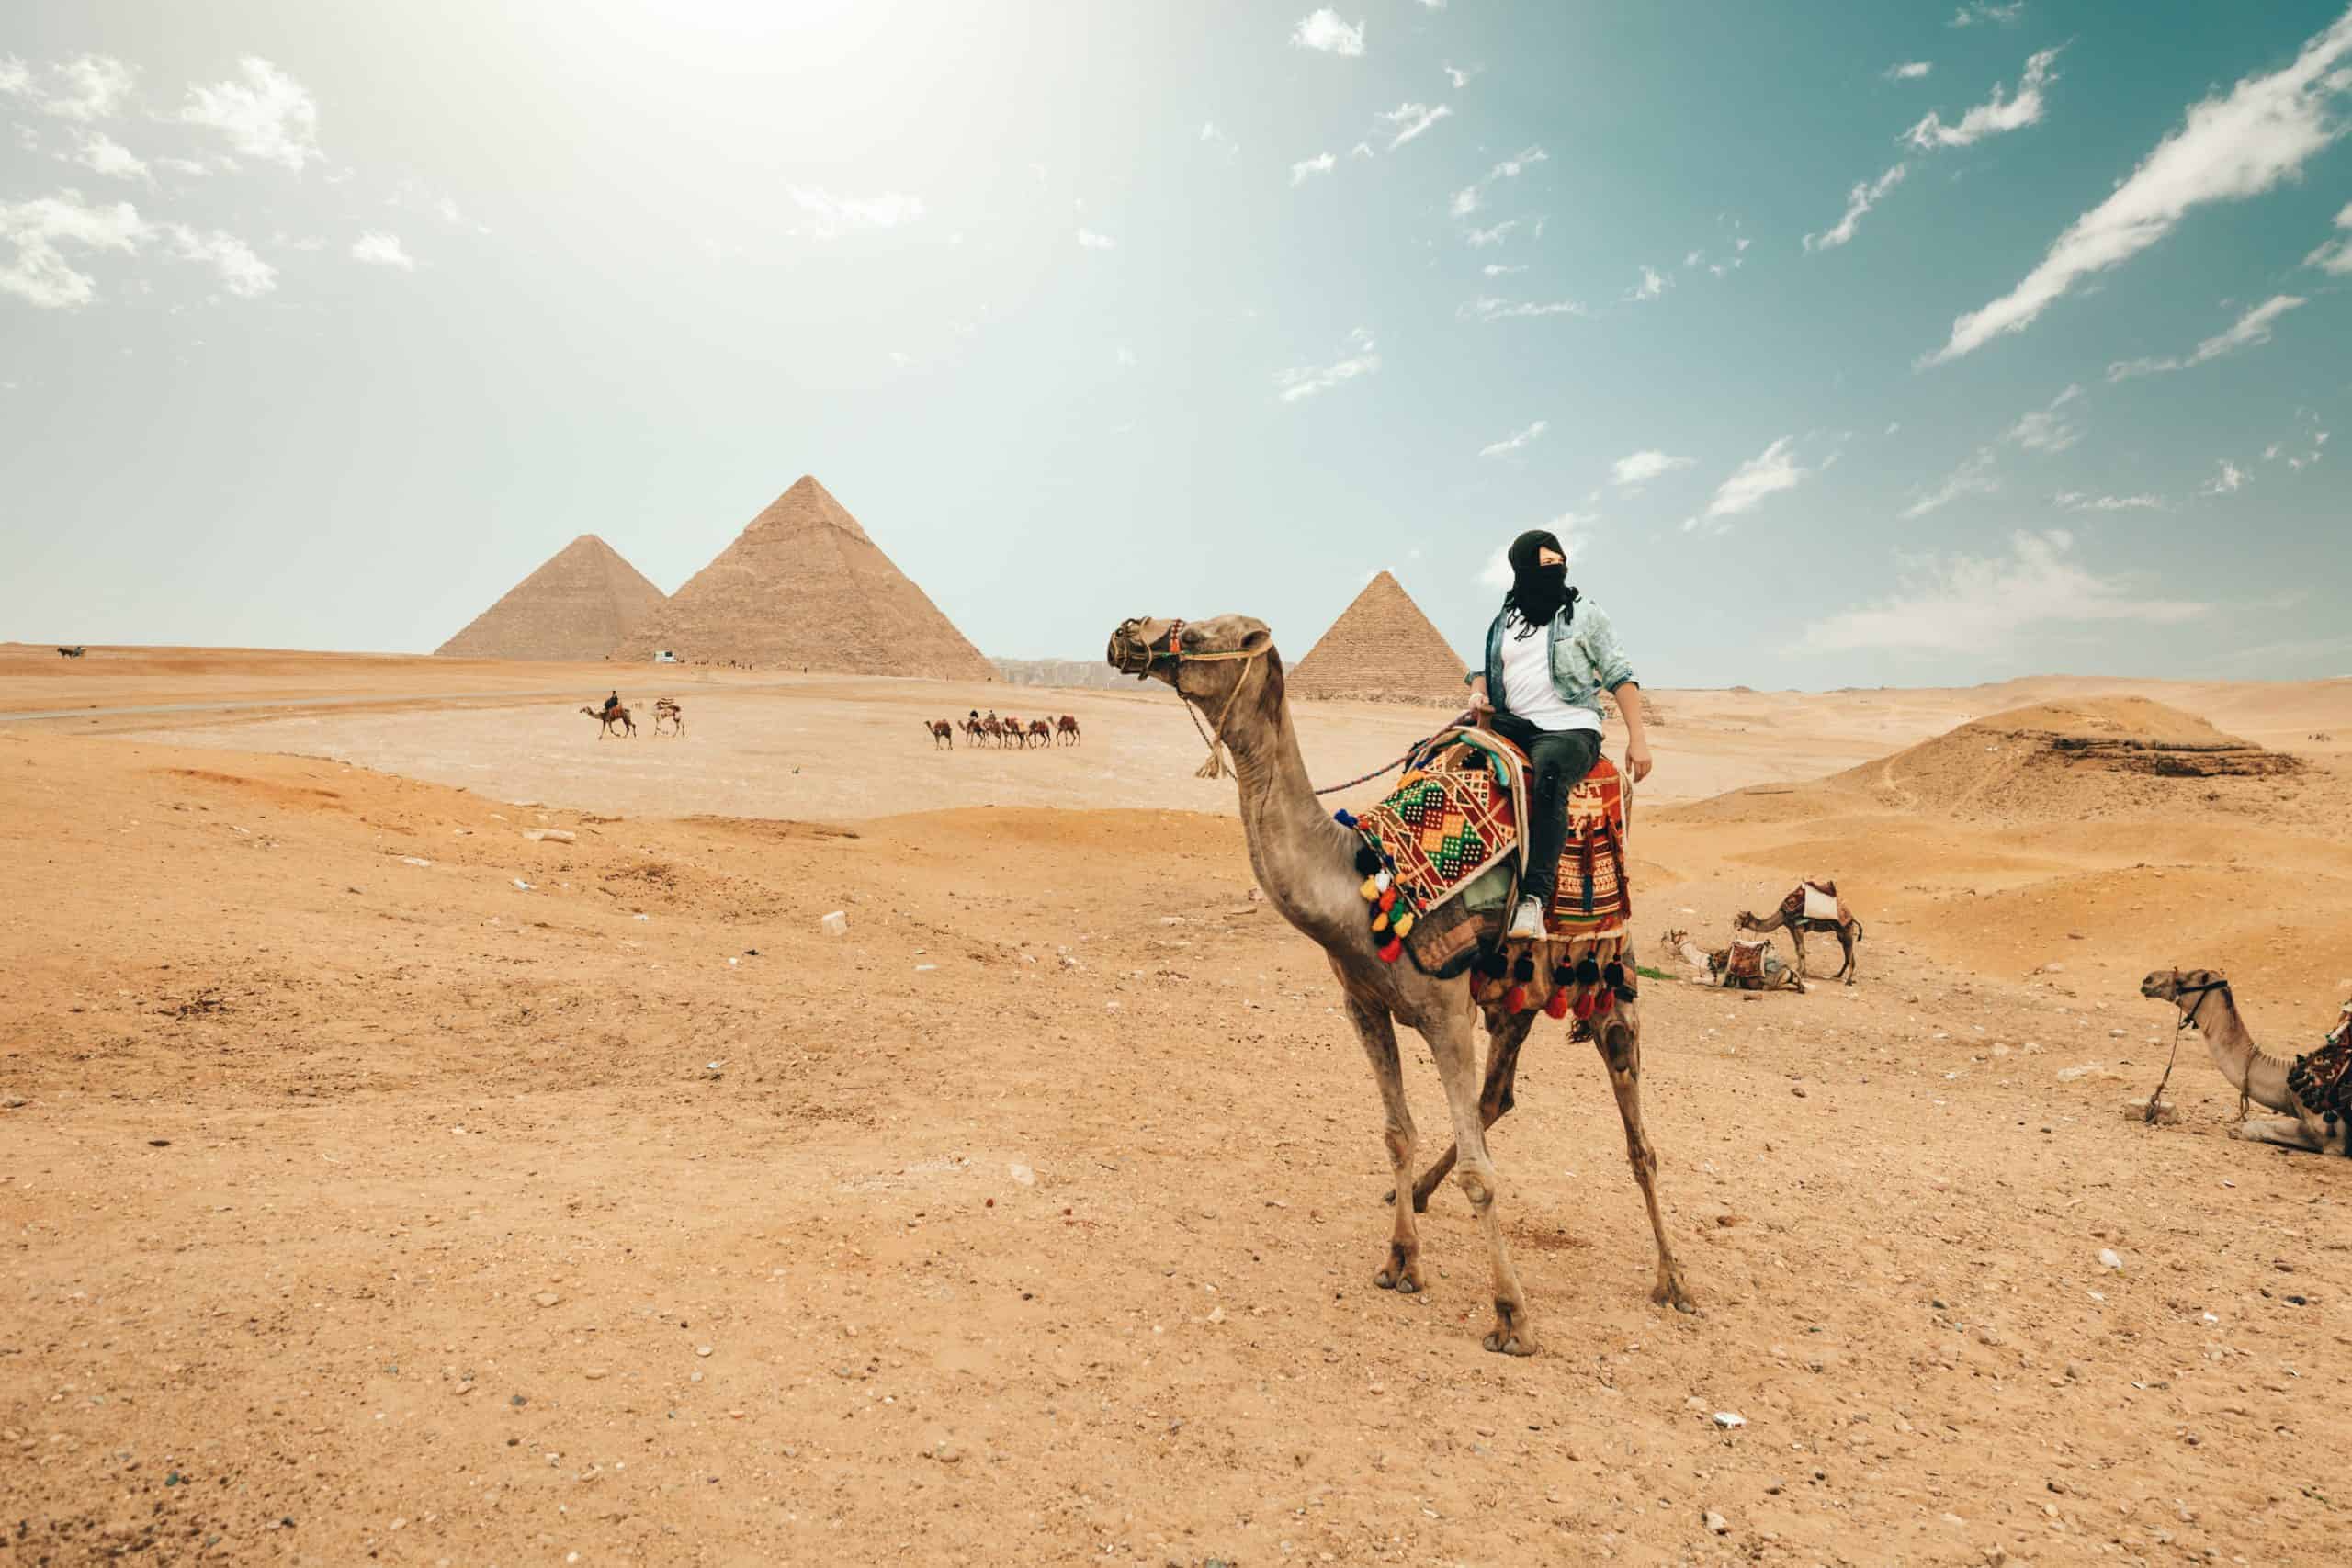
left=1850, top=919, right=1865, bottom=944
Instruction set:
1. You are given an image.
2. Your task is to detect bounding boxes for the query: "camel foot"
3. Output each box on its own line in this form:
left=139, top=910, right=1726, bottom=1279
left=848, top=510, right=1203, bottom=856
left=1481, top=1298, right=1539, bottom=1356
left=1374, top=1243, right=1423, bottom=1294
left=1651, top=1272, right=1699, bottom=1314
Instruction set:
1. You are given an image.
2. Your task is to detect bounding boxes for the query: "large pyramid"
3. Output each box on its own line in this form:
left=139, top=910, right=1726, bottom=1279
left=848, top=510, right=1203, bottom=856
left=435, top=535, right=668, bottom=661
left=1288, top=570, right=1468, bottom=705
left=611, top=476, right=993, bottom=678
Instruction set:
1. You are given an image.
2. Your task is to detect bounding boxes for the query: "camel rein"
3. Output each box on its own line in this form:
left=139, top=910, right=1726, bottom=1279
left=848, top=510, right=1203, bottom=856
left=2144, top=975, right=2233, bottom=1125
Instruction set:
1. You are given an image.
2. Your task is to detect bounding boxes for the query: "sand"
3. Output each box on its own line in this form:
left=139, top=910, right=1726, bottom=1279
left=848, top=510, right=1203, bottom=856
left=4, top=643, right=2350, bottom=1566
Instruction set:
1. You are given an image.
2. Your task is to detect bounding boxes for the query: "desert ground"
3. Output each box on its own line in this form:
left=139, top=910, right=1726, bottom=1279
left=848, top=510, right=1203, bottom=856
left=5, top=642, right=2351, bottom=1567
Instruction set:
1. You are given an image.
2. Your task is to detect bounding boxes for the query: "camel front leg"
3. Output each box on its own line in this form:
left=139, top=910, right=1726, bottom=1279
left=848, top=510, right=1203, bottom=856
left=1340, top=989, right=1424, bottom=1294
left=1594, top=1007, right=1696, bottom=1313
left=1421, top=1012, right=1537, bottom=1355
left=1407, top=1010, right=1532, bottom=1213
left=1786, top=924, right=1808, bottom=979
left=2230, top=1115, right=2323, bottom=1152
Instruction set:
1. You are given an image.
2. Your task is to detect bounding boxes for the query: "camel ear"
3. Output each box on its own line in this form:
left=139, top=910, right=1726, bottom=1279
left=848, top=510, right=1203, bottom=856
left=1241, top=626, right=1272, bottom=655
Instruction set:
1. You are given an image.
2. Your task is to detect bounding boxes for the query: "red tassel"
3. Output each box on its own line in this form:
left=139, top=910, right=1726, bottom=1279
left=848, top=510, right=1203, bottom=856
left=1378, top=937, right=1404, bottom=964
left=1504, top=984, right=1529, bottom=1013
left=1574, top=988, right=1602, bottom=1021
left=1544, top=987, right=1570, bottom=1020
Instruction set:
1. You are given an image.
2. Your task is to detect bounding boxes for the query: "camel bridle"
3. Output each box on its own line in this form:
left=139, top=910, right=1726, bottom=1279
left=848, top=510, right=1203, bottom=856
left=2144, top=969, right=2235, bottom=1125
left=1112, top=618, right=1269, bottom=780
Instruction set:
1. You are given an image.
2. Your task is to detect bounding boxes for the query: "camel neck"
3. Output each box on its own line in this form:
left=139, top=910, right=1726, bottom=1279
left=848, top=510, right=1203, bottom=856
left=1217, top=680, right=1359, bottom=946
left=2188, top=990, right=2295, bottom=1113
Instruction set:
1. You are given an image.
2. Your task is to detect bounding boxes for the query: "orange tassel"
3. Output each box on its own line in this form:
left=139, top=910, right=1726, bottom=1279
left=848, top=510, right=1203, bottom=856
left=1544, top=988, right=1571, bottom=1020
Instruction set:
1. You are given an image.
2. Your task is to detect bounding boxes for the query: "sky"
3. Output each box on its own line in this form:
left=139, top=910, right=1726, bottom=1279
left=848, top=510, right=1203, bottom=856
left=2, top=0, right=2347, bottom=689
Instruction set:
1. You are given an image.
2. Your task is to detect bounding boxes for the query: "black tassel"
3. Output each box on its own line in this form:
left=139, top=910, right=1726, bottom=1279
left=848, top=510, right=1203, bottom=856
left=1575, top=957, right=1601, bottom=986
left=1552, top=964, right=1575, bottom=987
left=1476, top=947, right=1510, bottom=980
left=1511, top=955, right=1535, bottom=984
left=1353, top=844, right=1381, bottom=876
left=1601, top=962, right=1625, bottom=989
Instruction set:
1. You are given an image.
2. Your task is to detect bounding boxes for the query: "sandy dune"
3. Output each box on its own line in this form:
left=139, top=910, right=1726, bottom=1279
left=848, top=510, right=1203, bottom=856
left=4, top=645, right=2350, bottom=1566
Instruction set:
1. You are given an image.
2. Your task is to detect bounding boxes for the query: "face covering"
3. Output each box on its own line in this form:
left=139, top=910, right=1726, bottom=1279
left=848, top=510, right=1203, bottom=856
left=1503, top=529, right=1576, bottom=635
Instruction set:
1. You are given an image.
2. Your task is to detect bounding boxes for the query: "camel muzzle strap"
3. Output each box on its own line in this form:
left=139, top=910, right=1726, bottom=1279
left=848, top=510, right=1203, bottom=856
left=2144, top=975, right=2232, bottom=1125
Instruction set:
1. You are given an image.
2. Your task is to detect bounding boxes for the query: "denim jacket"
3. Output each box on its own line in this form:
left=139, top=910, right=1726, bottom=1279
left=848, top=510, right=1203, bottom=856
left=1475, top=600, right=1635, bottom=717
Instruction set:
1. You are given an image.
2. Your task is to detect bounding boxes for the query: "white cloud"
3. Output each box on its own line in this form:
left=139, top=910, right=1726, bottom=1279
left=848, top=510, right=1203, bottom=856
left=1076, top=228, right=1116, bottom=250
left=1901, top=448, right=1999, bottom=519
left=1418, top=0, right=1448, bottom=8
left=1481, top=262, right=1525, bottom=276
left=1275, top=327, right=1379, bottom=403
left=1464, top=219, right=1521, bottom=248
left=71, top=130, right=148, bottom=182
left=1349, top=141, right=1374, bottom=159
left=1804, top=163, right=1906, bottom=252
left=2200, top=459, right=2247, bottom=495
left=41, top=54, right=136, bottom=122
left=1904, top=46, right=2062, bottom=149
left=1478, top=543, right=1515, bottom=592
left=154, top=155, right=211, bottom=176
left=1459, top=295, right=1585, bottom=322
left=2055, top=491, right=2165, bottom=512
left=1292, top=9, right=1365, bottom=56
left=350, top=230, right=414, bottom=270
left=1379, top=101, right=1452, bottom=150
left=0, top=189, right=145, bottom=308
left=1611, top=450, right=1694, bottom=489
left=0, top=57, right=29, bottom=99
left=1696, top=436, right=1815, bottom=525
left=1925, top=10, right=2352, bottom=367
left=1452, top=144, right=1544, bottom=219
left=1290, top=151, right=1336, bottom=185
left=2303, top=200, right=2352, bottom=274
left=1804, top=531, right=2206, bottom=654
left=164, top=224, right=275, bottom=297
left=1451, top=184, right=1480, bottom=218
left=2106, top=293, right=2307, bottom=381
left=1948, top=2, right=2026, bottom=27
left=179, top=58, right=322, bottom=170
left=1624, top=264, right=1669, bottom=302
left=1444, top=62, right=1478, bottom=89
left=1886, top=62, right=1933, bottom=81
left=787, top=186, right=925, bottom=238
left=1479, top=419, right=1548, bottom=458
left=1198, top=120, right=1237, bottom=155
left=2003, top=383, right=2083, bottom=452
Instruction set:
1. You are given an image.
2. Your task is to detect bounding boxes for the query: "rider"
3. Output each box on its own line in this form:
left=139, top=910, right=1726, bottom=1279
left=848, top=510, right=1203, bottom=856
left=1468, top=528, right=1654, bottom=940
left=601, top=690, right=621, bottom=718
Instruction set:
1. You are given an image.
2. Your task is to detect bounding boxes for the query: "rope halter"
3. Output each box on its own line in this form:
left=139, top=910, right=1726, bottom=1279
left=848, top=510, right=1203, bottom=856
left=1109, top=617, right=1268, bottom=779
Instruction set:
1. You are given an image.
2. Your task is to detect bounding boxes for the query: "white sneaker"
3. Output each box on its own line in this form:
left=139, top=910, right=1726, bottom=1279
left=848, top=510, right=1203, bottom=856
left=1507, top=896, right=1545, bottom=940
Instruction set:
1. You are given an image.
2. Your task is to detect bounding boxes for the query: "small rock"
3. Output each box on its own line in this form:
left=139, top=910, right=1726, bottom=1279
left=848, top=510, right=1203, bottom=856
left=523, top=829, right=575, bottom=843
left=1009, top=1162, right=1036, bottom=1187
left=401, top=856, right=433, bottom=868
left=2098, top=1248, right=2122, bottom=1270
left=695, top=1345, right=713, bottom=1358
left=1711, top=1411, right=1746, bottom=1429
left=1059, top=953, right=1082, bottom=971
left=933, top=1442, right=962, bottom=1464
left=1790, top=1084, right=1807, bottom=1099
left=584, top=1368, right=609, bottom=1381
left=534, top=1292, right=560, bottom=1308
left=1703, top=1509, right=1730, bottom=1535
left=512, top=878, right=533, bottom=892
left=820, top=910, right=848, bottom=936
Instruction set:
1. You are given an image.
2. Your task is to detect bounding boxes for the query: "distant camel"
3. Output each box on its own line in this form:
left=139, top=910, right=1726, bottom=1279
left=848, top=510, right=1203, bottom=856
left=1027, top=718, right=1053, bottom=747
left=1736, top=880, right=1863, bottom=985
left=1001, top=715, right=1025, bottom=748
left=652, top=698, right=685, bottom=738
left=57, top=646, right=85, bottom=659
left=979, top=716, right=1007, bottom=747
left=1057, top=714, right=1081, bottom=745
left=581, top=704, right=635, bottom=739
left=925, top=719, right=955, bottom=749
left=961, top=717, right=988, bottom=747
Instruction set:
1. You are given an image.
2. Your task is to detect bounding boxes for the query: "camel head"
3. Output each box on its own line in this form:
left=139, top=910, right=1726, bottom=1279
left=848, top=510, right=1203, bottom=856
left=1732, top=910, right=1761, bottom=931
left=2142, top=967, right=2229, bottom=1007
left=1107, top=615, right=1279, bottom=711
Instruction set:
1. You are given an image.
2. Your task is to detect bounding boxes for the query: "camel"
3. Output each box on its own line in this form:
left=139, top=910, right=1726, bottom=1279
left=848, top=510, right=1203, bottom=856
left=1027, top=718, right=1053, bottom=747
left=1660, top=928, right=1804, bottom=993
left=653, top=698, right=685, bottom=738
left=924, top=718, right=954, bottom=749
left=580, top=704, right=635, bottom=739
left=961, top=717, right=988, bottom=747
left=1057, top=714, right=1081, bottom=745
left=2141, top=969, right=2352, bottom=1155
left=57, top=645, right=85, bottom=659
left=1736, top=881, right=1863, bottom=985
left=1108, top=614, right=1691, bottom=1355
left=978, top=716, right=1006, bottom=747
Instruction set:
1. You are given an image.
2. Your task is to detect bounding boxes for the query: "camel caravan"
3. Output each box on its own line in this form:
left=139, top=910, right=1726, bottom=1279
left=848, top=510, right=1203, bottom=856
left=941, top=710, right=1080, bottom=749
left=580, top=695, right=686, bottom=739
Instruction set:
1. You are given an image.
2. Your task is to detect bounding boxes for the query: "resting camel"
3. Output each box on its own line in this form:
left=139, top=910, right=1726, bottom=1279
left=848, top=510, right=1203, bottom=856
left=924, top=718, right=954, bottom=749
left=1736, top=881, right=1863, bottom=984
left=1661, top=928, right=1804, bottom=993
left=580, top=704, right=635, bottom=739
left=1057, top=714, right=1081, bottom=745
left=653, top=698, right=685, bottom=738
left=1108, top=615, right=1690, bottom=1355
left=2142, top=969, right=2351, bottom=1155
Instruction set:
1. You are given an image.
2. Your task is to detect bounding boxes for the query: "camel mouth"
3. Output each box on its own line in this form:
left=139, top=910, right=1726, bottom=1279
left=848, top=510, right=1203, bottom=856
left=1106, top=618, right=1175, bottom=681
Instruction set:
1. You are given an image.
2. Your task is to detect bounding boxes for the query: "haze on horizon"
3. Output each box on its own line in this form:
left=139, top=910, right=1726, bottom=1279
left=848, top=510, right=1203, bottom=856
left=2, top=0, right=2347, bottom=689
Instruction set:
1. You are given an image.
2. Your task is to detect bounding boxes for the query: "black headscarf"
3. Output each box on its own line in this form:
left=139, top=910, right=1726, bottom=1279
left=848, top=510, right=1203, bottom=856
left=1502, top=529, right=1577, bottom=638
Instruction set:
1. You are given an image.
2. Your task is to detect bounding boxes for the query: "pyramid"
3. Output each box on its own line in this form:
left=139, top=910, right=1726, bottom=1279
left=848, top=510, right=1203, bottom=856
left=1288, top=570, right=1468, bottom=705
left=435, top=535, right=668, bottom=661
left=611, top=476, right=993, bottom=678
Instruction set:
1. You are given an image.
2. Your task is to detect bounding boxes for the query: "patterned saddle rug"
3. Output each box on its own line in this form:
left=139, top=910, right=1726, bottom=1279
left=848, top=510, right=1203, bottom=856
left=2289, top=1008, right=2352, bottom=1139
left=1345, top=727, right=1631, bottom=981
left=1724, top=939, right=1770, bottom=982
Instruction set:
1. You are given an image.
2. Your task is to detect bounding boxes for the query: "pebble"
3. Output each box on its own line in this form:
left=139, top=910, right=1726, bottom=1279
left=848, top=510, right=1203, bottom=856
left=523, top=829, right=575, bottom=842
left=1703, top=1510, right=1730, bottom=1535
left=695, top=1345, right=713, bottom=1358
left=1711, top=1411, right=1747, bottom=1429
left=1790, top=1083, right=1807, bottom=1098
left=583, top=1368, right=609, bottom=1381
left=534, top=1292, right=560, bottom=1308
left=2098, top=1248, right=2122, bottom=1270
left=1009, top=1162, right=1036, bottom=1187
left=820, top=911, right=848, bottom=936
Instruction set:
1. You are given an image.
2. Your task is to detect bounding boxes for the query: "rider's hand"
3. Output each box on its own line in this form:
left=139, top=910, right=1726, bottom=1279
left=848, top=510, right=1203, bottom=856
left=1624, top=739, right=1654, bottom=784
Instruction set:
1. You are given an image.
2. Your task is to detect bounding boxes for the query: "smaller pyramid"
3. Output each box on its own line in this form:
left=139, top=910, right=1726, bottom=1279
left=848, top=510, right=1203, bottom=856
left=1288, top=571, right=1468, bottom=705
left=435, top=536, right=668, bottom=661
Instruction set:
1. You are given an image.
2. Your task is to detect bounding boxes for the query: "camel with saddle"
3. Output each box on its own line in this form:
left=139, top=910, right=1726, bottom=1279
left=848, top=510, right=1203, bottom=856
left=1661, top=928, right=1804, bottom=993
left=652, top=697, right=685, bottom=737
left=2142, top=969, right=2352, bottom=1156
left=1109, top=615, right=1691, bottom=1357
left=1736, top=879, right=1863, bottom=984
left=581, top=704, right=634, bottom=739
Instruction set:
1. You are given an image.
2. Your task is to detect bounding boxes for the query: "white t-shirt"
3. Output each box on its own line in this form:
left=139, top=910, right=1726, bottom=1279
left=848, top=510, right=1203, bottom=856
left=1497, top=614, right=1601, bottom=734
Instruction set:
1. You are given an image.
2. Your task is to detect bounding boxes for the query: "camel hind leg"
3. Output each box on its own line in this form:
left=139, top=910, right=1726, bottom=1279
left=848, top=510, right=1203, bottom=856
left=1402, top=1008, right=1533, bottom=1213
left=2231, top=1116, right=2323, bottom=1152
left=1336, top=981, right=1424, bottom=1294
left=1594, top=1004, right=1696, bottom=1313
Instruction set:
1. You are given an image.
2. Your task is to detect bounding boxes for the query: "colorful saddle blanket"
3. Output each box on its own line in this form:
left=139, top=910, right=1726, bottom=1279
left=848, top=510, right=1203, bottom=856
left=1348, top=728, right=1630, bottom=976
left=2289, top=1013, right=2352, bottom=1134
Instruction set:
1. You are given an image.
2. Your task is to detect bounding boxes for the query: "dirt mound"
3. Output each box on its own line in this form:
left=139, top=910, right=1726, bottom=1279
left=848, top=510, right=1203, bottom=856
left=1842, top=696, right=2301, bottom=821
left=435, top=535, right=668, bottom=660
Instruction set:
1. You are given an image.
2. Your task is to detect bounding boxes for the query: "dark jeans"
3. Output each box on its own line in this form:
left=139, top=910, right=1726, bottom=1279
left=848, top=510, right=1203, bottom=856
left=1488, top=713, right=1600, bottom=907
